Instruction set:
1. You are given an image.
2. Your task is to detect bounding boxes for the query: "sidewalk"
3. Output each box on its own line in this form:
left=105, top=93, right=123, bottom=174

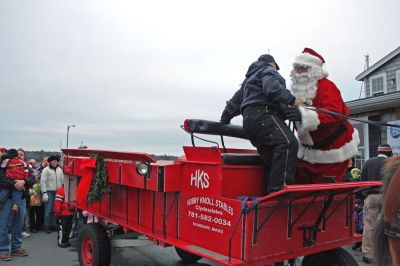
left=8, top=230, right=370, bottom=266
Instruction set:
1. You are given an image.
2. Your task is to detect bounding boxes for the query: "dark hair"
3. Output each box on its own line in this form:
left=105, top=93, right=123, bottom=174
left=47, top=155, right=60, bottom=163
left=1, top=149, right=18, bottom=161
left=381, top=151, right=393, bottom=157
left=6, top=149, right=19, bottom=158
left=347, top=157, right=355, bottom=168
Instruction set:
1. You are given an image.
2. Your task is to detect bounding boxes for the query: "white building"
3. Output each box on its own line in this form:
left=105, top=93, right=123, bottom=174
left=347, top=46, right=400, bottom=167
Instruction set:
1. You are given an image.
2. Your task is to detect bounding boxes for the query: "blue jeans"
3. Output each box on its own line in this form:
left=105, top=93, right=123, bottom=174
left=0, top=189, right=22, bottom=204
left=11, top=190, right=23, bottom=206
left=71, top=210, right=86, bottom=237
left=0, top=198, right=26, bottom=254
left=44, top=191, right=56, bottom=229
left=0, top=189, right=10, bottom=202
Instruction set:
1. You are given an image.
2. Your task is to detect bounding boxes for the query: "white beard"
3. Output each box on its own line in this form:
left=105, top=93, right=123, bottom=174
left=290, top=66, right=328, bottom=105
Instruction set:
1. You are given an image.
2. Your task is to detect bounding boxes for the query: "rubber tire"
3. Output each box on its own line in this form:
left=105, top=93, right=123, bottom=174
left=175, top=247, right=202, bottom=264
left=301, top=247, right=358, bottom=266
left=78, top=223, right=111, bottom=266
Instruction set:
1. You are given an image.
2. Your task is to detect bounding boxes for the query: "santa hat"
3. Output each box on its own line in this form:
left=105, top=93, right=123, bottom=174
left=294, top=48, right=325, bottom=68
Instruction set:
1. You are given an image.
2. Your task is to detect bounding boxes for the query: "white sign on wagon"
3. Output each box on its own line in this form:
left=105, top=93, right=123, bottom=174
left=387, top=120, right=400, bottom=155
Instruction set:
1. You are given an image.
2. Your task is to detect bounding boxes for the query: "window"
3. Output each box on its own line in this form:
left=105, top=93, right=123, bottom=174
left=369, top=73, right=387, bottom=96
left=396, top=70, right=400, bottom=91
left=371, top=77, right=383, bottom=94
left=352, top=123, right=368, bottom=168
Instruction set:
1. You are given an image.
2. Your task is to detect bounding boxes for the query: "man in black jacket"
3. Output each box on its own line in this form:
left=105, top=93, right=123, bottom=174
left=220, top=54, right=303, bottom=194
left=0, top=166, right=34, bottom=261
left=360, top=144, right=393, bottom=263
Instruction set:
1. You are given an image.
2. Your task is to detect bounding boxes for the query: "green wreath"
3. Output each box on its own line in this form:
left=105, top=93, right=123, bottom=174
left=87, top=154, right=110, bottom=204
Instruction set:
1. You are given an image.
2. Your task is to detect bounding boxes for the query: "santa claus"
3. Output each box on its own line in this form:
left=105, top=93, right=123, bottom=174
left=286, top=48, right=359, bottom=183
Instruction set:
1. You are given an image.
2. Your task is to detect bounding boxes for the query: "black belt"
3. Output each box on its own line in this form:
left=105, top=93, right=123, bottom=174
left=303, top=122, right=347, bottom=150
left=244, top=104, right=281, bottom=116
left=364, top=189, right=382, bottom=197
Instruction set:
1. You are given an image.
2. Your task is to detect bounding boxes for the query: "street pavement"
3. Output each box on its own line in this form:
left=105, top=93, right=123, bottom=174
left=9, top=230, right=371, bottom=266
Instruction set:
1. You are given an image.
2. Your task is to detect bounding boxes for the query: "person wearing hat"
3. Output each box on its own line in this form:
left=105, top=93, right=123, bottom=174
left=360, top=144, right=393, bottom=263
left=284, top=48, right=359, bottom=183
left=220, top=54, right=303, bottom=194
left=40, top=155, right=63, bottom=233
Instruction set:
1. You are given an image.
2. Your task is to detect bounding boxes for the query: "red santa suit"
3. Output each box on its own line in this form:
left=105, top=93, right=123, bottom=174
left=291, top=48, right=359, bottom=183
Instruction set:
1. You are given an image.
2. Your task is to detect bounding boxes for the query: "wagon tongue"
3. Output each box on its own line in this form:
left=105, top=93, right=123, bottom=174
left=182, top=119, right=249, bottom=139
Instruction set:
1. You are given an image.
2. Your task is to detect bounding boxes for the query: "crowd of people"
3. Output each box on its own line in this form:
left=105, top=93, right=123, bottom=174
left=0, top=148, right=83, bottom=262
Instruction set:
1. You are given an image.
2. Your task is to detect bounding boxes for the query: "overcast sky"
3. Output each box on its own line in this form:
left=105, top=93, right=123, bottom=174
left=1, top=0, right=399, bottom=155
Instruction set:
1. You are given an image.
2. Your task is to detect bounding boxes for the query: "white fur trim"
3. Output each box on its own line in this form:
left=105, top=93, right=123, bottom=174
left=296, top=121, right=314, bottom=145
left=294, top=52, right=323, bottom=68
left=298, top=128, right=360, bottom=164
left=298, top=106, right=319, bottom=131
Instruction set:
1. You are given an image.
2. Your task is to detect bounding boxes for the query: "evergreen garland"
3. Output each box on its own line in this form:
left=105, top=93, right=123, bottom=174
left=87, top=154, right=110, bottom=204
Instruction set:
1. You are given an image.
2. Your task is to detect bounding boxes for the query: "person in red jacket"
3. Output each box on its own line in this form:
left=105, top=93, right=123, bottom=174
left=285, top=48, right=359, bottom=183
left=54, top=184, right=73, bottom=248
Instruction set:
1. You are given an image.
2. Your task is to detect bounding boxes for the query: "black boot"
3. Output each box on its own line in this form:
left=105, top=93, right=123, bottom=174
left=58, top=242, right=71, bottom=248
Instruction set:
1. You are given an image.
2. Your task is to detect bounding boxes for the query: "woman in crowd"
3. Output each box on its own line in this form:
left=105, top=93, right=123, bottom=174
left=17, top=149, right=31, bottom=238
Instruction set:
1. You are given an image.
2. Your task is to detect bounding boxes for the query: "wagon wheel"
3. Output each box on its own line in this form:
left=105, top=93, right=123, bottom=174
left=273, top=260, right=298, bottom=266
left=175, top=247, right=202, bottom=264
left=301, top=247, right=358, bottom=266
left=78, top=223, right=111, bottom=266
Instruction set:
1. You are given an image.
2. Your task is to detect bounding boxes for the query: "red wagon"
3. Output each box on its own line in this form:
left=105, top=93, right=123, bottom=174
left=62, top=119, right=381, bottom=266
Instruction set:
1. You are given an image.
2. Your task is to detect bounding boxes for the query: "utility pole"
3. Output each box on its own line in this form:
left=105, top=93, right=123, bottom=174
left=66, top=125, right=76, bottom=148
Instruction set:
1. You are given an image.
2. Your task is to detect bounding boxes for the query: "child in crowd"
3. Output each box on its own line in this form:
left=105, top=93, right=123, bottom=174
left=54, top=184, right=73, bottom=248
left=0, top=149, right=29, bottom=213
left=352, top=199, right=364, bottom=250
left=29, top=177, right=42, bottom=233
left=350, top=168, right=361, bottom=181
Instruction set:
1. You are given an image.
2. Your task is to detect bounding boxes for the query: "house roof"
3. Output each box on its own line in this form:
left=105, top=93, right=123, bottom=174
left=355, top=46, right=400, bottom=81
left=346, top=91, right=400, bottom=114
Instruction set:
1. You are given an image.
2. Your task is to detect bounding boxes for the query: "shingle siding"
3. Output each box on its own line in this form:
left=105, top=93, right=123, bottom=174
left=364, top=54, right=400, bottom=96
left=352, top=48, right=400, bottom=160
